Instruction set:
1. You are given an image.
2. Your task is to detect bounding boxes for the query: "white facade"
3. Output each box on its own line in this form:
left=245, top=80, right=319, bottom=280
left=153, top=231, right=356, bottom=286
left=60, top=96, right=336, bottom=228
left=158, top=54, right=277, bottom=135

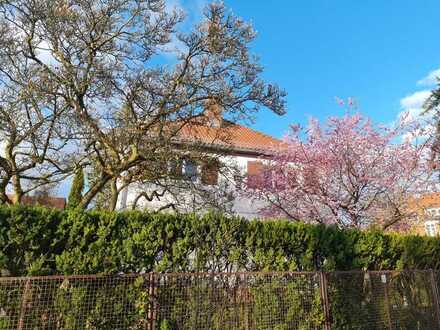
left=423, top=207, right=440, bottom=236
left=117, top=152, right=268, bottom=219
left=426, top=207, right=440, bottom=217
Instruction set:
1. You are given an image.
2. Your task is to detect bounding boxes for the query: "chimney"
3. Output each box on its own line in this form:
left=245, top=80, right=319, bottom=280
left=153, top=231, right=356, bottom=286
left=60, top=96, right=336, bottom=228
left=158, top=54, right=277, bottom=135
left=204, top=99, right=223, bottom=128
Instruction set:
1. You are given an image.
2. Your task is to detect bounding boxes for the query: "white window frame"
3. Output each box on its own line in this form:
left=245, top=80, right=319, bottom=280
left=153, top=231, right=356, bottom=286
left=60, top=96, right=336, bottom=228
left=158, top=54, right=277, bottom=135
left=425, top=221, right=438, bottom=237
left=183, top=159, right=198, bottom=182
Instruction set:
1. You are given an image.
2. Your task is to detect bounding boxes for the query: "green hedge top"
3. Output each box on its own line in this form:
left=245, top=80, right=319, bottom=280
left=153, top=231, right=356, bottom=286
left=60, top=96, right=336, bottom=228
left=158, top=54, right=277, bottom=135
left=1, top=205, right=439, bottom=276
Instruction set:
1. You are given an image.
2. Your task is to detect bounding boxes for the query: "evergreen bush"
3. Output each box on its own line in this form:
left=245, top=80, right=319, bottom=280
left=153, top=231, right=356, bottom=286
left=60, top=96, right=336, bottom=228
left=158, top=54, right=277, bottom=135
left=0, top=205, right=439, bottom=276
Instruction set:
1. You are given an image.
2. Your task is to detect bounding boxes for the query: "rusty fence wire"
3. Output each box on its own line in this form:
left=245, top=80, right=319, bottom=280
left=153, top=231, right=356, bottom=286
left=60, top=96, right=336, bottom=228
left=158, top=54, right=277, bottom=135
left=0, top=270, right=439, bottom=329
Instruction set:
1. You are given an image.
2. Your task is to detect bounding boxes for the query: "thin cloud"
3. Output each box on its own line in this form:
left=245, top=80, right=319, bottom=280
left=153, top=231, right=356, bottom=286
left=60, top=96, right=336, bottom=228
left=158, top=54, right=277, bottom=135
left=400, top=90, right=432, bottom=110
left=417, top=68, right=440, bottom=86
left=398, top=89, right=433, bottom=142
left=398, top=90, right=432, bottom=127
left=395, top=67, right=440, bottom=142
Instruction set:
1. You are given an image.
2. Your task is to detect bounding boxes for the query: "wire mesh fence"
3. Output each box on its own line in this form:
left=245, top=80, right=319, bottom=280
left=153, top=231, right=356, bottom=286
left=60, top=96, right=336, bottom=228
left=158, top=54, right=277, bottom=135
left=326, top=270, right=440, bottom=330
left=0, top=270, right=439, bottom=329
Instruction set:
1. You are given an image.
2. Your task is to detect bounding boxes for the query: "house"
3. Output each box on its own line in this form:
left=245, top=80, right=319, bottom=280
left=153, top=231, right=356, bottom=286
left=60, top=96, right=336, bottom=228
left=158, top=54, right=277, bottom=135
left=6, top=193, right=66, bottom=210
left=408, top=193, right=440, bottom=236
left=117, top=103, right=283, bottom=218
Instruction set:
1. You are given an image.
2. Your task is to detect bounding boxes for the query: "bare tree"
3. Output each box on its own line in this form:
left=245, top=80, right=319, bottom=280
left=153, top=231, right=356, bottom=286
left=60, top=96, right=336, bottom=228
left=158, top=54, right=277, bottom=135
left=0, top=71, right=72, bottom=204
left=0, top=0, right=286, bottom=209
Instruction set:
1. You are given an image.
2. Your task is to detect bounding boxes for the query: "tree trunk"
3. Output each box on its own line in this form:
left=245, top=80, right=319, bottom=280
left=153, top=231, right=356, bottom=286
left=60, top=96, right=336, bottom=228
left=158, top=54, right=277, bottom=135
left=12, top=174, right=23, bottom=204
left=78, top=173, right=112, bottom=209
left=4, top=143, right=22, bottom=204
left=109, top=178, right=118, bottom=211
left=132, top=193, right=145, bottom=210
left=0, top=178, right=11, bottom=204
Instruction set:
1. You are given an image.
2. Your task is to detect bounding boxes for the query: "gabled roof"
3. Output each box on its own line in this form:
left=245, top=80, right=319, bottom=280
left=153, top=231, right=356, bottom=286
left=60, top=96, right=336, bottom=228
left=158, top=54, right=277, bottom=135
left=178, top=120, right=284, bottom=155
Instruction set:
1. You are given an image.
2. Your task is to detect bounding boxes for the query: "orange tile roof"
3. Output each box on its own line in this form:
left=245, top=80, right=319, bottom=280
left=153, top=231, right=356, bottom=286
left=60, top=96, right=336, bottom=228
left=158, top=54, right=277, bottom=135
left=177, top=120, right=284, bottom=154
left=408, top=192, right=440, bottom=210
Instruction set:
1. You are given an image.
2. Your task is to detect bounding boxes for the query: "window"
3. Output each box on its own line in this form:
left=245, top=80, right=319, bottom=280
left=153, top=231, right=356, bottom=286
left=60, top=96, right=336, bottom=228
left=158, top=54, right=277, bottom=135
left=183, top=160, right=198, bottom=182
left=168, top=159, right=183, bottom=178
left=426, top=208, right=440, bottom=217
left=425, top=221, right=438, bottom=237
left=234, top=174, right=244, bottom=190
left=201, top=161, right=219, bottom=186
left=247, top=161, right=264, bottom=188
left=246, top=161, right=285, bottom=190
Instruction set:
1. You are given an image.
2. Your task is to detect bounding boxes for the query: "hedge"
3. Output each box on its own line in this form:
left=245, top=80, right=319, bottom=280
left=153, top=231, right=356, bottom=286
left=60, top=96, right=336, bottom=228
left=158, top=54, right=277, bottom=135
left=1, top=205, right=440, bottom=276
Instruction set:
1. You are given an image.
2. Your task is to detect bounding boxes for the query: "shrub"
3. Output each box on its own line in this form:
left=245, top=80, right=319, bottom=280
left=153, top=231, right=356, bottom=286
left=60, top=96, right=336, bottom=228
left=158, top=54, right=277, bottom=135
left=0, top=205, right=440, bottom=276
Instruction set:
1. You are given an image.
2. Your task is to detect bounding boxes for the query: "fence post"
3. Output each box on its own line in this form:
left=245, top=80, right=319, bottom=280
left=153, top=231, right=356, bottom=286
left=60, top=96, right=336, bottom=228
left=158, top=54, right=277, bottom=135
left=319, top=272, right=331, bottom=330
left=429, top=269, right=440, bottom=327
left=243, top=273, right=250, bottom=330
left=18, top=278, right=32, bottom=330
left=382, top=273, right=392, bottom=330
left=147, top=272, right=156, bottom=330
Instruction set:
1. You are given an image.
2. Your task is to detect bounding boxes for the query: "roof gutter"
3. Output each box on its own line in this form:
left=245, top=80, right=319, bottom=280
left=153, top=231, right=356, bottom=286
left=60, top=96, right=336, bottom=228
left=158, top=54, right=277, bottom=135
left=171, top=138, right=278, bottom=158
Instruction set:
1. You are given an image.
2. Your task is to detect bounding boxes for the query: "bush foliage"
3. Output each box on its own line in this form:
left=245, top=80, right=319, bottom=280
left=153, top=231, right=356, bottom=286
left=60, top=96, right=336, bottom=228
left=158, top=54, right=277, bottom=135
left=1, top=205, right=440, bottom=276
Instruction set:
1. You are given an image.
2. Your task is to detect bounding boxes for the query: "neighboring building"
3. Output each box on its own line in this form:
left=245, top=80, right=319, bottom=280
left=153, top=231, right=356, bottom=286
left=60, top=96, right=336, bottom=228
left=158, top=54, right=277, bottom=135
left=118, top=104, right=283, bottom=218
left=6, top=194, right=66, bottom=210
left=408, top=193, right=440, bottom=237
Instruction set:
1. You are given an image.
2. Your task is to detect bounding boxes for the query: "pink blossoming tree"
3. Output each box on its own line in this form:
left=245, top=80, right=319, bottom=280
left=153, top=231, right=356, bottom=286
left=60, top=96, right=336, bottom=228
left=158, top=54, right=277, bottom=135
left=248, top=111, right=436, bottom=230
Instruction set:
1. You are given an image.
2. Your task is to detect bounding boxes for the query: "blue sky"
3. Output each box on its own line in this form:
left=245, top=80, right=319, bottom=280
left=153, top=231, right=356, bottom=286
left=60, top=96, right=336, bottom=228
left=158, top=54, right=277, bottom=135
left=179, top=0, right=440, bottom=138
left=58, top=0, right=440, bottom=196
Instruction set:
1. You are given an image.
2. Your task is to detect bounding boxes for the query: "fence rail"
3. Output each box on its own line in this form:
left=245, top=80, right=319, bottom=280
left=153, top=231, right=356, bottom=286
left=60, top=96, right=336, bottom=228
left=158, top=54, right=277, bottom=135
left=0, top=270, right=439, bottom=329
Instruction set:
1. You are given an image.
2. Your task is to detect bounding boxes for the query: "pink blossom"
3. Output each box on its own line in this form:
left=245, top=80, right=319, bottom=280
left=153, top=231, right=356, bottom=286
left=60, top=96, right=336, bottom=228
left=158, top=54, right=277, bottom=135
left=335, top=97, right=345, bottom=106
left=246, top=113, right=436, bottom=230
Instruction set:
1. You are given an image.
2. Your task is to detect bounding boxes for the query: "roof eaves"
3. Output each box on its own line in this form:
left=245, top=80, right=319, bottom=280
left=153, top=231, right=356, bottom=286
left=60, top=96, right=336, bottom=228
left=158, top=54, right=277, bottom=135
left=172, top=138, right=278, bottom=157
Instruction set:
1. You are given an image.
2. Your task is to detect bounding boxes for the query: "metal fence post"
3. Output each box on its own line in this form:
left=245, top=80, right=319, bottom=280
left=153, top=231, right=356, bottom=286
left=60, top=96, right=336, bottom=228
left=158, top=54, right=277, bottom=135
left=382, top=273, right=392, bottom=330
left=319, top=272, right=331, bottom=330
left=18, top=278, right=32, bottom=330
left=147, top=272, right=156, bottom=330
left=243, top=273, right=250, bottom=330
left=429, top=269, right=440, bottom=327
